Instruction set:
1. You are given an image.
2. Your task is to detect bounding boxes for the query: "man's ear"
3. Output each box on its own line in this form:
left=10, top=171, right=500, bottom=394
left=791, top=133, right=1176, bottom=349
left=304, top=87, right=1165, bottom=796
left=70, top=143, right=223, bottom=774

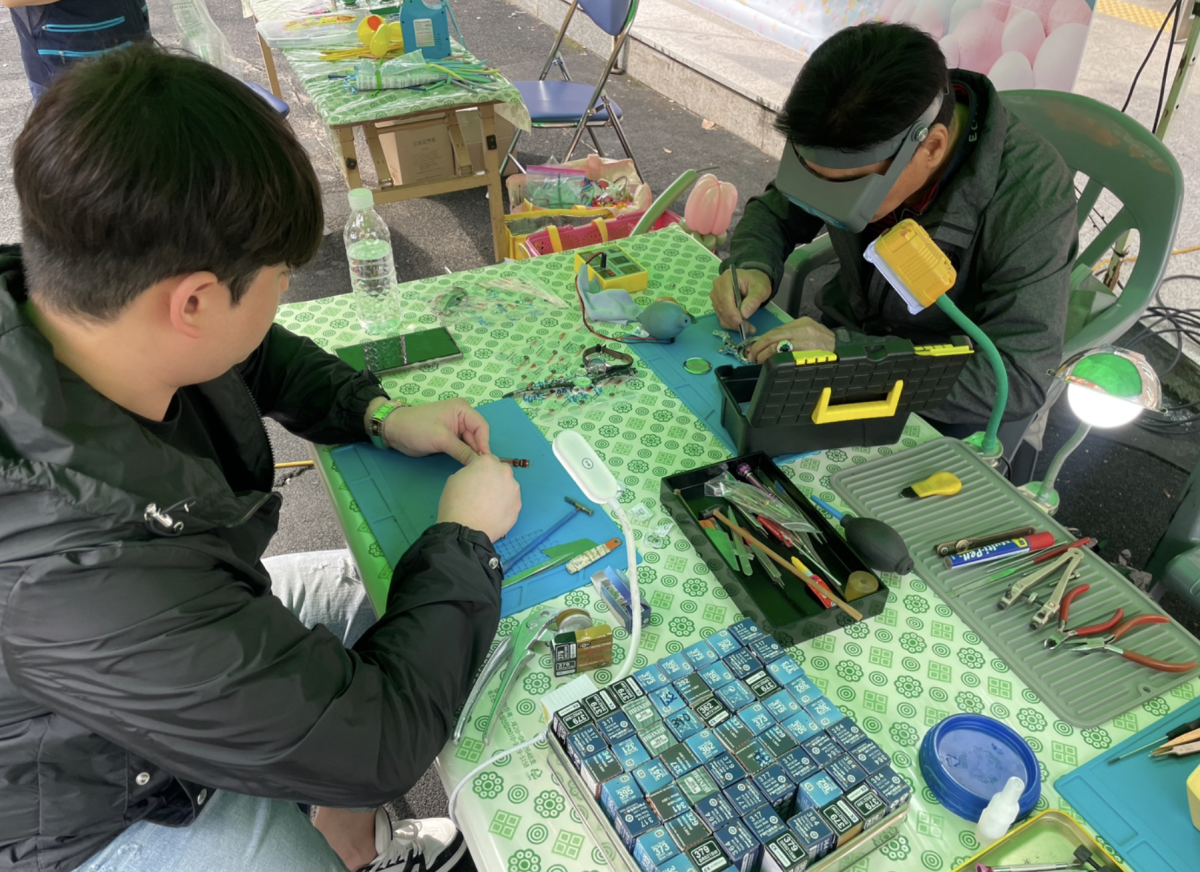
left=166, top=271, right=225, bottom=339
left=919, top=124, right=952, bottom=171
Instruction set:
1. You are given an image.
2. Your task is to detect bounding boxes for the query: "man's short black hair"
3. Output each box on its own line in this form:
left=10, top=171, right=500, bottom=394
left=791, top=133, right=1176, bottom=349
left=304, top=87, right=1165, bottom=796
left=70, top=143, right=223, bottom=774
left=13, top=43, right=323, bottom=321
left=776, top=22, right=955, bottom=153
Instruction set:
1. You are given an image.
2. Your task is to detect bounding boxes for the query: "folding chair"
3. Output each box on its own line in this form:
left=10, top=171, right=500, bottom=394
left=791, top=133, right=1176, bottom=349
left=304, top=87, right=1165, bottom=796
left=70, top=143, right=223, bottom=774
left=503, top=0, right=641, bottom=177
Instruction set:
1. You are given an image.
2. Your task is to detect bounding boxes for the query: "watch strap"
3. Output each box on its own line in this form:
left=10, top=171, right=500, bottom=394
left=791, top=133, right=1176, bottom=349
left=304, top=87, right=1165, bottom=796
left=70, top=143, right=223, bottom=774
left=368, top=400, right=406, bottom=449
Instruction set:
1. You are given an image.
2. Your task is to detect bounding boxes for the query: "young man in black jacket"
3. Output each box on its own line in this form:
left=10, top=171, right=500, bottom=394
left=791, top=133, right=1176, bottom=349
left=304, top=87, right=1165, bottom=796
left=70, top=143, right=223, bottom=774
left=711, top=23, right=1077, bottom=435
left=0, top=45, right=521, bottom=872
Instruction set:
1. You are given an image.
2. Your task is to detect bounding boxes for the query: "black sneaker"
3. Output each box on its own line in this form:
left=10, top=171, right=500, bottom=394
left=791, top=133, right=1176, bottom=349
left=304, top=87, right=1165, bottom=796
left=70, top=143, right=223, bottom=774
left=356, top=809, right=467, bottom=872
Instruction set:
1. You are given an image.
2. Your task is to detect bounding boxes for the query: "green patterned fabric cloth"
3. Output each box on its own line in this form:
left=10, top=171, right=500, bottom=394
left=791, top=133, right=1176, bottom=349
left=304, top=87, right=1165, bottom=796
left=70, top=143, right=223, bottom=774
left=274, top=228, right=1199, bottom=872
left=244, top=0, right=530, bottom=130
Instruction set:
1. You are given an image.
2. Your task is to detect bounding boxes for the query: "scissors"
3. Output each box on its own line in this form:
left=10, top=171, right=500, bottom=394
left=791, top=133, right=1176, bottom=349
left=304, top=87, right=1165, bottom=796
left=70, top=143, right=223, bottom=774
left=453, top=607, right=593, bottom=744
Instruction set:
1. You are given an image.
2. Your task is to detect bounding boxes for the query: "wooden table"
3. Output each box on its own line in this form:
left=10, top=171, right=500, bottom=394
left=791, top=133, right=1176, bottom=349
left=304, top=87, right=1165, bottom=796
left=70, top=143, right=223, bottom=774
left=243, top=1, right=529, bottom=260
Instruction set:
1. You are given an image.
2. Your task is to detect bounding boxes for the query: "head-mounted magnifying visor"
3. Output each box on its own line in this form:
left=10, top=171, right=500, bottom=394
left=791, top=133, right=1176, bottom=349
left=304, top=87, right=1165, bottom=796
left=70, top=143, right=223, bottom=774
left=774, top=90, right=945, bottom=233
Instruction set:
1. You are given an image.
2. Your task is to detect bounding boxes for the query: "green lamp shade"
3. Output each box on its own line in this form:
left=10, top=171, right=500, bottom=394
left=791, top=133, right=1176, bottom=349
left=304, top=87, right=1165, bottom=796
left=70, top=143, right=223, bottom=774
left=1068, top=353, right=1143, bottom=398
left=1054, top=347, right=1161, bottom=429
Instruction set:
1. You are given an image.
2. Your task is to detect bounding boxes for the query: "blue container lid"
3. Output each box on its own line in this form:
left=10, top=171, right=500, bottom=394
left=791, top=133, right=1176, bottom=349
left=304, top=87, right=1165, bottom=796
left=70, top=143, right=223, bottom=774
left=918, top=714, right=1041, bottom=822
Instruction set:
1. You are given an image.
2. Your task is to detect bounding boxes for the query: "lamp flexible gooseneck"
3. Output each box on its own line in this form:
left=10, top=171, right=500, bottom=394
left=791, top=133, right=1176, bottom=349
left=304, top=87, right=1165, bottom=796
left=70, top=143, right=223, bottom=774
left=934, top=294, right=1009, bottom=457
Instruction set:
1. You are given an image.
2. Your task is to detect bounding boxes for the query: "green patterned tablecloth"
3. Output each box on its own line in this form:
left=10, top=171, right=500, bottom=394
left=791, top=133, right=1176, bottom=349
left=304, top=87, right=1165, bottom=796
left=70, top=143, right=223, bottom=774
left=244, top=0, right=530, bottom=130
left=281, top=41, right=530, bottom=130
left=274, top=228, right=1200, bottom=872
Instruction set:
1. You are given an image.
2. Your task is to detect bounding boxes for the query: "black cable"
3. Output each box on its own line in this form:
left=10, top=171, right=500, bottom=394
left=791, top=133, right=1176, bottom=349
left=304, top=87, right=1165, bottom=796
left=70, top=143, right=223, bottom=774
left=1154, top=0, right=1182, bottom=131
left=1074, top=183, right=1107, bottom=235
left=1122, top=0, right=1180, bottom=114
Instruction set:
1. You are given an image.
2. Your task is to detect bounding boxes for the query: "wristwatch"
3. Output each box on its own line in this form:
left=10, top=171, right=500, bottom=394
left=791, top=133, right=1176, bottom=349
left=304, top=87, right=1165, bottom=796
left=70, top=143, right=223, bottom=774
left=581, top=344, right=635, bottom=381
left=368, top=400, right=407, bottom=450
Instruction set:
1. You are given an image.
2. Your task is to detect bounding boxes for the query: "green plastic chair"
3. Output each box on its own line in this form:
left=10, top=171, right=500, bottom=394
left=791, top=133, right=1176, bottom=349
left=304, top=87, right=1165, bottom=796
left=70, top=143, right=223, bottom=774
left=777, top=90, right=1184, bottom=361
left=1147, top=460, right=1200, bottom=608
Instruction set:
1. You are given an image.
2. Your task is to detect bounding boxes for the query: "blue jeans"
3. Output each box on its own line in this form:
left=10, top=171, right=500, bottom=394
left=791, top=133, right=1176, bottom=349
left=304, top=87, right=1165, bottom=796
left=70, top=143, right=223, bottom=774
left=80, top=551, right=378, bottom=872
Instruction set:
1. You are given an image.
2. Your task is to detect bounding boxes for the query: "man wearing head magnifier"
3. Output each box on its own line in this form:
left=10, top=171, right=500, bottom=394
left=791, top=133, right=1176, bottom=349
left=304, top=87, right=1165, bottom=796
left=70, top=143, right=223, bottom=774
left=711, top=22, right=1077, bottom=436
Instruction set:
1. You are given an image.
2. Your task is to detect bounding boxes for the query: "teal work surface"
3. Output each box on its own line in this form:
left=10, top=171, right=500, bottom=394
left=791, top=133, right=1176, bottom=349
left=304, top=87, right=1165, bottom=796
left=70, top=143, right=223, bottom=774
left=630, top=309, right=781, bottom=453
left=332, top=398, right=627, bottom=617
left=1056, top=696, right=1200, bottom=872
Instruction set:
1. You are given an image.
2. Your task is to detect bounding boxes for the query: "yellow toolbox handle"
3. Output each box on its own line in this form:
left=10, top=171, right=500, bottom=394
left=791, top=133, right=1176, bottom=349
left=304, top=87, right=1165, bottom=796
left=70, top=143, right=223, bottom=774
left=811, top=379, right=904, bottom=425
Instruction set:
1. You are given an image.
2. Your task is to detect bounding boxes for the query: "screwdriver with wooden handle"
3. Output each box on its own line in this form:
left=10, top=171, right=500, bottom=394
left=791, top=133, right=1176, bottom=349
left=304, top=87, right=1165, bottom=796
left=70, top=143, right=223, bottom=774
left=1150, top=725, right=1200, bottom=756
left=1107, top=715, right=1200, bottom=764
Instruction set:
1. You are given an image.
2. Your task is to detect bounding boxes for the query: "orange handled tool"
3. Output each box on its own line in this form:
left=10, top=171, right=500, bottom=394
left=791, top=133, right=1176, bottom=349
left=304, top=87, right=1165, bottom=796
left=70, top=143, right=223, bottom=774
left=1060, top=584, right=1124, bottom=637
left=1064, top=614, right=1199, bottom=673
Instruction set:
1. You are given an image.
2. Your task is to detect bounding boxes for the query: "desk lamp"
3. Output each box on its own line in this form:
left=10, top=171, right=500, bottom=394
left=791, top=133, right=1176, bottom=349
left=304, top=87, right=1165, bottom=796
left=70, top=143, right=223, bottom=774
left=864, top=220, right=1008, bottom=462
left=1020, top=347, right=1162, bottom=514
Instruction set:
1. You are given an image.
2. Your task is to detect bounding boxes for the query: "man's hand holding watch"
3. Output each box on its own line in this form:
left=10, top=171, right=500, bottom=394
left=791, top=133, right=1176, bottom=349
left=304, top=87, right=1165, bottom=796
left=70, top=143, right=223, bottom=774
left=364, top=397, right=521, bottom=543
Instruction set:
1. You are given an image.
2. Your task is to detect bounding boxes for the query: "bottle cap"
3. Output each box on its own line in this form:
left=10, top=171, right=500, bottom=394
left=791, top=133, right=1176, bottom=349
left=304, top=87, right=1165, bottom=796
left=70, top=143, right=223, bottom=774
left=919, top=714, right=1040, bottom=822
left=348, top=188, right=374, bottom=211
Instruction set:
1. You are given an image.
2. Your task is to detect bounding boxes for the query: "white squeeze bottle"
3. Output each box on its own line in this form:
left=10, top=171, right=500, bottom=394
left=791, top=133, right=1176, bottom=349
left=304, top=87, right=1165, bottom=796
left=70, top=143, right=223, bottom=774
left=345, top=188, right=400, bottom=335
left=975, top=776, right=1024, bottom=847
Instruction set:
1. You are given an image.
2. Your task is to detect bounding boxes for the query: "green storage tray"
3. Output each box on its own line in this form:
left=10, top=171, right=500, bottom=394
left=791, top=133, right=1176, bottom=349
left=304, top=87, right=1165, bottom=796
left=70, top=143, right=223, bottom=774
left=830, top=438, right=1200, bottom=728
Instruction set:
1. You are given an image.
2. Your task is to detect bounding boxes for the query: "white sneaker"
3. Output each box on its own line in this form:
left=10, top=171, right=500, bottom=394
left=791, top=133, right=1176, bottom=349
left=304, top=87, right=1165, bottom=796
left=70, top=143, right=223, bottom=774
left=357, top=809, right=467, bottom=872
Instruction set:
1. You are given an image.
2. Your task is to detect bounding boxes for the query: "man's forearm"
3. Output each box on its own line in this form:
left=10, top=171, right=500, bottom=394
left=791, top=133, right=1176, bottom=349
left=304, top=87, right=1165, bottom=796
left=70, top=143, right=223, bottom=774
left=2, top=0, right=60, bottom=8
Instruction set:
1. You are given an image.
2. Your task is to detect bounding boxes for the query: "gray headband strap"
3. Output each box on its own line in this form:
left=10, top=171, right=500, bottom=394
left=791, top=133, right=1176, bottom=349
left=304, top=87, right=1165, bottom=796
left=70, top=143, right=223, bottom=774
left=792, top=90, right=946, bottom=171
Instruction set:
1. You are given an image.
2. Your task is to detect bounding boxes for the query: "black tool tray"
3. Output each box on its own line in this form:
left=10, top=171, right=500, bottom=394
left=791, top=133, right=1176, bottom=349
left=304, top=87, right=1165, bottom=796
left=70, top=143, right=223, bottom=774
left=661, top=453, right=890, bottom=645
left=716, top=336, right=973, bottom=456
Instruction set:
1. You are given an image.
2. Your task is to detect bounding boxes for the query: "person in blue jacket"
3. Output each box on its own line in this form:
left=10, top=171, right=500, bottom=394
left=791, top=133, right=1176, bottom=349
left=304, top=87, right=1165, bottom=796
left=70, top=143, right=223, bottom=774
left=4, top=0, right=152, bottom=99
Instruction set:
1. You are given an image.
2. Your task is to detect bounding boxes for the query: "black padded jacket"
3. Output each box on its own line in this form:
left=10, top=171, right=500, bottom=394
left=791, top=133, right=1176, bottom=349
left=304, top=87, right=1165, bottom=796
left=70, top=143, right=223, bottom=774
left=0, top=249, right=503, bottom=871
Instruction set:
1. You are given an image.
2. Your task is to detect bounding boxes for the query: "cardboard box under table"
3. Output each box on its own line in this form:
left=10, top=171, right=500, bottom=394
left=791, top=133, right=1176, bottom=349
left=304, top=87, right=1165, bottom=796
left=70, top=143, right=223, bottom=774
left=662, top=453, right=890, bottom=645
left=716, top=338, right=972, bottom=456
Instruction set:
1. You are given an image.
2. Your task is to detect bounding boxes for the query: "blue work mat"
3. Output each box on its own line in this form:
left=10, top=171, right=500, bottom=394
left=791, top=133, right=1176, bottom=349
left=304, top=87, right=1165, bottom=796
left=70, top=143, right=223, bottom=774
left=1055, top=695, right=1200, bottom=872
left=332, top=399, right=628, bottom=617
left=630, top=309, right=781, bottom=453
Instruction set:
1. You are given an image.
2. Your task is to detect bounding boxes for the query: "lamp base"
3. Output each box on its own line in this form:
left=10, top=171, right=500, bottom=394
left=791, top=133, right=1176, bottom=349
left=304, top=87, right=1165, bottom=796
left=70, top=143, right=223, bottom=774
left=962, top=431, right=1004, bottom=467
left=1018, top=481, right=1060, bottom=515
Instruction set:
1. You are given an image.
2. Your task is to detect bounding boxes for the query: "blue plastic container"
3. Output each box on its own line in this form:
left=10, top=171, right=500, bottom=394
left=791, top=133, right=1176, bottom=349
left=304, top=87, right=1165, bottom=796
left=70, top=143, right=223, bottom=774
left=918, top=714, right=1041, bottom=822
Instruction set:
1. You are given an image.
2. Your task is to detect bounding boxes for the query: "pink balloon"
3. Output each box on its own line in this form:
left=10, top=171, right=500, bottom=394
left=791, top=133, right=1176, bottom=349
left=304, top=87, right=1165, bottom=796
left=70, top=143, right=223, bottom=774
left=950, top=0, right=983, bottom=30
left=1033, top=22, right=1088, bottom=90
left=911, top=1, right=947, bottom=37
left=989, top=50, right=1035, bottom=90
left=918, top=0, right=956, bottom=30
left=880, top=0, right=903, bottom=20
left=941, top=33, right=961, bottom=66
left=892, top=0, right=918, bottom=23
left=981, top=0, right=1012, bottom=19
left=1048, top=0, right=1092, bottom=30
left=684, top=175, right=737, bottom=236
left=1009, top=0, right=1055, bottom=31
left=711, top=183, right=738, bottom=237
left=952, top=8, right=1005, bottom=73
left=1002, top=8, right=1045, bottom=63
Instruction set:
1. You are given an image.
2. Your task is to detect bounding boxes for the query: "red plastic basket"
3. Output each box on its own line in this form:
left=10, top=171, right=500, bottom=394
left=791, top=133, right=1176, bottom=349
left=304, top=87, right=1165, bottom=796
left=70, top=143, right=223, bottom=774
left=521, top=209, right=681, bottom=257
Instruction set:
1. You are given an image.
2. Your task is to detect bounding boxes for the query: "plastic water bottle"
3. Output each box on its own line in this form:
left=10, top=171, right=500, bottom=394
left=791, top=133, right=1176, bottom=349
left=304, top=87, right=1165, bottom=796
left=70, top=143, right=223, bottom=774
left=975, top=776, right=1024, bottom=847
left=345, top=188, right=400, bottom=335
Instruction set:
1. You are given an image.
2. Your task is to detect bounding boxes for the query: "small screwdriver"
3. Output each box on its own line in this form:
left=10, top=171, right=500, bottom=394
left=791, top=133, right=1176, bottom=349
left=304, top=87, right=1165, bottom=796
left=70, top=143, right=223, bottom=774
left=1107, top=715, right=1200, bottom=764
left=729, top=264, right=747, bottom=346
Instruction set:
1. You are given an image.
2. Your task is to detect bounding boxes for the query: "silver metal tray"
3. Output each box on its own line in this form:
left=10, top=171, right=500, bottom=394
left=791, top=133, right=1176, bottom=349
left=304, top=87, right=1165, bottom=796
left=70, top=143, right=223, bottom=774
left=546, top=735, right=910, bottom=872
